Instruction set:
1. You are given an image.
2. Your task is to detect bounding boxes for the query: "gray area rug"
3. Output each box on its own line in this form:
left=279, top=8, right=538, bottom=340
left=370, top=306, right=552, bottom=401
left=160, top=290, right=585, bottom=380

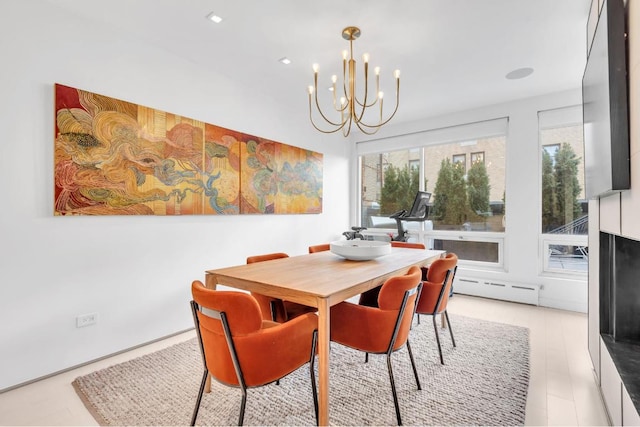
left=72, top=314, right=529, bottom=426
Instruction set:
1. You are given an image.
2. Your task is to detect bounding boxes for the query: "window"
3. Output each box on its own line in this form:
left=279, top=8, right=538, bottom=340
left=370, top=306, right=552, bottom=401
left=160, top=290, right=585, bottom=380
left=471, top=151, right=485, bottom=165
left=360, top=150, right=420, bottom=229
left=539, top=106, right=587, bottom=275
left=427, top=138, right=505, bottom=232
left=542, top=144, right=560, bottom=161
left=357, top=118, right=507, bottom=266
left=452, top=154, right=466, bottom=173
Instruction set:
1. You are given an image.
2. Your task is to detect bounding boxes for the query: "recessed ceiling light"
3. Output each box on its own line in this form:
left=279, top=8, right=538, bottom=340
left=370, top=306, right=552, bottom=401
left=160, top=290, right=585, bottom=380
left=206, top=12, right=223, bottom=24
left=505, top=67, right=534, bottom=80
left=279, top=57, right=291, bottom=65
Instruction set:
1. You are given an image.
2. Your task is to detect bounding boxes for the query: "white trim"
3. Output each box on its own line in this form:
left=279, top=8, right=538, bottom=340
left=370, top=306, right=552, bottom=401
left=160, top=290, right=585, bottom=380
left=538, top=104, right=583, bottom=129
left=356, top=117, right=509, bottom=155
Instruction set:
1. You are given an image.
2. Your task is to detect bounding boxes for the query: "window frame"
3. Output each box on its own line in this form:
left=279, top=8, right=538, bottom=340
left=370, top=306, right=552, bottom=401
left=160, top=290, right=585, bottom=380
left=471, top=151, right=485, bottom=165
left=538, top=105, right=588, bottom=277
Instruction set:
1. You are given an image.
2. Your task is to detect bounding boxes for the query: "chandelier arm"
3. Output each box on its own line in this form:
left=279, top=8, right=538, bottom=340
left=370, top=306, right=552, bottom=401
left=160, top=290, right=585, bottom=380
left=353, top=71, right=380, bottom=110
left=313, top=88, right=346, bottom=128
left=308, top=96, right=349, bottom=134
left=354, top=119, right=382, bottom=135
left=342, top=113, right=353, bottom=137
left=355, top=80, right=400, bottom=129
left=354, top=95, right=380, bottom=109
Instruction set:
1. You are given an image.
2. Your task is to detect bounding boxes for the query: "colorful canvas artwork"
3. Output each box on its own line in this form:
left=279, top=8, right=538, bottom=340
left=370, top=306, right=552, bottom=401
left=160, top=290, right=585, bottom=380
left=54, top=84, right=322, bottom=215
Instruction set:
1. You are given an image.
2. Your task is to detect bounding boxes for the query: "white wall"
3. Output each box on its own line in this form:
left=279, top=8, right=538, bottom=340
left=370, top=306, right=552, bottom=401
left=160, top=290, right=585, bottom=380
left=0, top=1, right=350, bottom=390
left=351, top=89, right=587, bottom=312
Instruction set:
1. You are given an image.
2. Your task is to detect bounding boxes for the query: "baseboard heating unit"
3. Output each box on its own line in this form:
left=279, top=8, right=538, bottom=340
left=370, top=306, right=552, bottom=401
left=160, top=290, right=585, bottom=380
left=453, top=277, right=540, bottom=306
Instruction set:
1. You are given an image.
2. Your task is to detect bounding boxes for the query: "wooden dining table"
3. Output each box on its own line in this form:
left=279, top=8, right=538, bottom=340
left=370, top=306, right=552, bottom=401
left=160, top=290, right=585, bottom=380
left=205, top=247, right=444, bottom=425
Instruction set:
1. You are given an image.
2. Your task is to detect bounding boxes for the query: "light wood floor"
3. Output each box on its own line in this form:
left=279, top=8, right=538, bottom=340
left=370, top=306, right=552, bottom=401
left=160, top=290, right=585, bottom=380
left=0, top=294, right=609, bottom=426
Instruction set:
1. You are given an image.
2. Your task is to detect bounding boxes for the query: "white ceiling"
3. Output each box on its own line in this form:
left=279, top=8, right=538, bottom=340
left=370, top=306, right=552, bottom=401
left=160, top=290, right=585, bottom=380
left=46, top=0, right=591, bottom=127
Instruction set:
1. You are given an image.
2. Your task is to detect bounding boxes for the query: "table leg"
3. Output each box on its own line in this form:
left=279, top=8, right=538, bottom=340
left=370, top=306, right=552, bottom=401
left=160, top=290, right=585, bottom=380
left=317, top=298, right=330, bottom=425
left=203, top=273, right=217, bottom=393
left=204, top=273, right=218, bottom=290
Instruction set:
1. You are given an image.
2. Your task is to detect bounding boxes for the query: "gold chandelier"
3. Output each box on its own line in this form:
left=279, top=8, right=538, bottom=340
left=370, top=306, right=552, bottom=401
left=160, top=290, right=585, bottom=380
left=307, top=26, right=400, bottom=137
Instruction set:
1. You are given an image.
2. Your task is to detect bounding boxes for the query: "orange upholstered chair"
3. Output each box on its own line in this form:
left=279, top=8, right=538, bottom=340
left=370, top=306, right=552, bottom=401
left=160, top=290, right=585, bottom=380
left=390, top=241, right=426, bottom=249
left=330, top=266, right=423, bottom=425
left=358, top=242, right=426, bottom=307
left=247, top=253, right=316, bottom=323
left=308, top=243, right=330, bottom=253
left=415, top=252, right=458, bottom=364
left=190, top=280, right=319, bottom=426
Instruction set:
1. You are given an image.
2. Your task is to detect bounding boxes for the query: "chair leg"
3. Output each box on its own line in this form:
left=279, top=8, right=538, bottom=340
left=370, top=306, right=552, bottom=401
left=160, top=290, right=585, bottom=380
left=386, top=354, right=403, bottom=425
left=273, top=299, right=281, bottom=387
left=444, top=310, right=456, bottom=347
left=238, top=387, right=247, bottom=426
left=406, top=340, right=421, bottom=390
left=432, top=314, right=444, bottom=365
left=191, top=370, right=209, bottom=426
left=309, top=330, right=319, bottom=426
left=365, top=352, right=369, bottom=363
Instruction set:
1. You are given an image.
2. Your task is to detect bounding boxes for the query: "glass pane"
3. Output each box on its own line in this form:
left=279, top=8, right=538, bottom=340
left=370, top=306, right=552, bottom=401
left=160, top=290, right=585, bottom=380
left=433, top=239, right=499, bottom=263
left=361, top=150, right=420, bottom=228
left=360, top=136, right=507, bottom=233
left=424, top=136, right=506, bottom=232
left=547, top=244, right=589, bottom=272
left=540, top=125, right=588, bottom=234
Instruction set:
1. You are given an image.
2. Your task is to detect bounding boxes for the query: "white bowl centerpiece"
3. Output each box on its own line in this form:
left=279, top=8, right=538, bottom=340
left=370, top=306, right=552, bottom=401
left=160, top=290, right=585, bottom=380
left=330, top=240, right=392, bottom=261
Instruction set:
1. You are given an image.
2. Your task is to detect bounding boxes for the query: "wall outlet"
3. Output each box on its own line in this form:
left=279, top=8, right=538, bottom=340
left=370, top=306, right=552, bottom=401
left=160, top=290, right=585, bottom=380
left=76, top=312, right=98, bottom=328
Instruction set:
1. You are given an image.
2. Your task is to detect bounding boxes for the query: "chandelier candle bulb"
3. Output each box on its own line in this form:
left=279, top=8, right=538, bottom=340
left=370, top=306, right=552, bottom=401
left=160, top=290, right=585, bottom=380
left=307, top=26, right=400, bottom=136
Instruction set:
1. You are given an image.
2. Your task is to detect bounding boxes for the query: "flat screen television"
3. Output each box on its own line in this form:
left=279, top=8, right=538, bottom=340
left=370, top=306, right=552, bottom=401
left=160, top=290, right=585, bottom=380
left=582, top=0, right=630, bottom=199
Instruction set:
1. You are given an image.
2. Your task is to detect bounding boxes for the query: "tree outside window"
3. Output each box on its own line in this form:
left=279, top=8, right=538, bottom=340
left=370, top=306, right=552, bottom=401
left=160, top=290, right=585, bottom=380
left=467, top=160, right=491, bottom=216
left=452, top=154, right=466, bottom=174
left=541, top=143, right=583, bottom=233
left=380, top=164, right=420, bottom=215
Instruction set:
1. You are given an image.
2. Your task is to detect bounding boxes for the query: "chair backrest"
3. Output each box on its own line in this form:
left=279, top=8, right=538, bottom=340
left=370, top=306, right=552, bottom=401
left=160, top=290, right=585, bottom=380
left=191, top=280, right=263, bottom=385
left=425, top=252, right=458, bottom=284
left=391, top=241, right=426, bottom=249
left=246, top=252, right=289, bottom=264
left=416, top=253, right=458, bottom=314
left=377, top=265, right=423, bottom=350
left=308, top=244, right=330, bottom=253
left=246, top=252, right=289, bottom=321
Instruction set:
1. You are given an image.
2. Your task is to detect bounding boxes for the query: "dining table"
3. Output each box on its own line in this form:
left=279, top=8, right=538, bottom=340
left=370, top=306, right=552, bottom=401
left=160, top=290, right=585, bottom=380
left=205, top=246, right=444, bottom=425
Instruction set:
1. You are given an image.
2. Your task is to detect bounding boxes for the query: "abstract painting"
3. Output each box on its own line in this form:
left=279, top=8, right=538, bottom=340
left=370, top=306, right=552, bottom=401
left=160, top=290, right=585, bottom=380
left=54, top=84, right=322, bottom=215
